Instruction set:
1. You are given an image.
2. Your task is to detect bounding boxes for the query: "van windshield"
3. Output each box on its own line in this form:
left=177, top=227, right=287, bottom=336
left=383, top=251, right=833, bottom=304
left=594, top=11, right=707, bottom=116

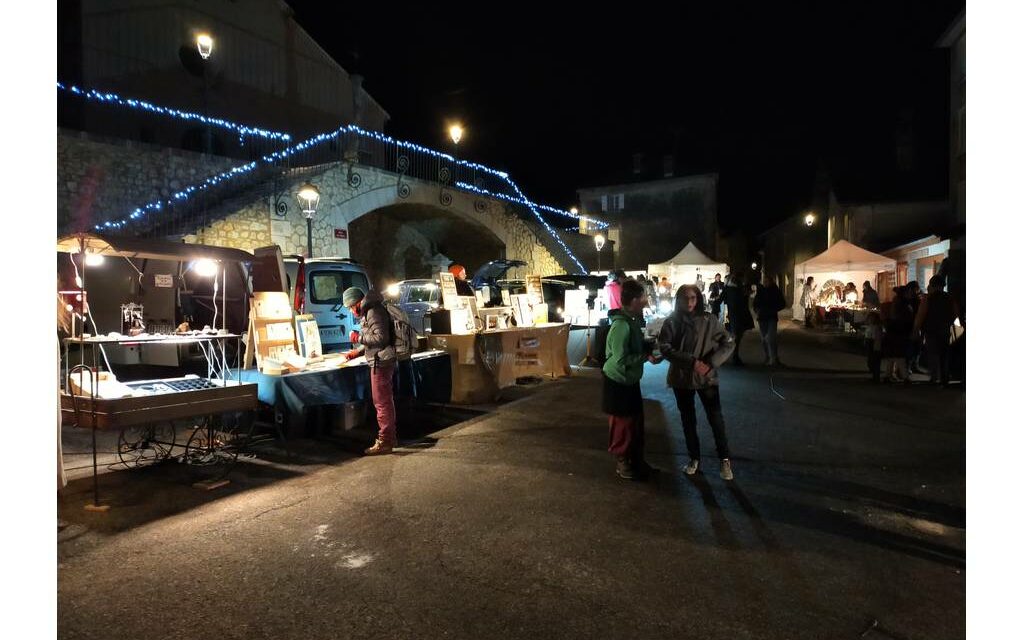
left=310, top=270, right=370, bottom=304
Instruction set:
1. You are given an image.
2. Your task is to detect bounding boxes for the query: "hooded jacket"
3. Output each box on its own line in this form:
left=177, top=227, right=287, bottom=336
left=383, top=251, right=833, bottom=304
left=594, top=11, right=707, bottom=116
left=357, top=290, right=396, bottom=367
left=657, top=288, right=735, bottom=389
left=602, top=309, right=646, bottom=385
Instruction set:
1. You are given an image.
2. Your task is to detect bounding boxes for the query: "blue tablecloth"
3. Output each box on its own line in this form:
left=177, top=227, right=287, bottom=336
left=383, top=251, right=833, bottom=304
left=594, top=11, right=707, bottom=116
left=239, top=350, right=451, bottom=415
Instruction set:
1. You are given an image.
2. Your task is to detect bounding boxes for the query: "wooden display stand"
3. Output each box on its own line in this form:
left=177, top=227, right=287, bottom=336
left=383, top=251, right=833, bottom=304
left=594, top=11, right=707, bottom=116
left=244, top=291, right=298, bottom=372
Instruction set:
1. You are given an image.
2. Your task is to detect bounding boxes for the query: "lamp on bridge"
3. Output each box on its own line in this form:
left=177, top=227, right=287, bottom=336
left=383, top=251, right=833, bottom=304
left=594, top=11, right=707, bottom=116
left=196, top=33, right=214, bottom=60
left=297, top=182, right=321, bottom=258
left=448, top=123, right=464, bottom=148
left=594, top=233, right=606, bottom=273
left=195, top=33, right=215, bottom=153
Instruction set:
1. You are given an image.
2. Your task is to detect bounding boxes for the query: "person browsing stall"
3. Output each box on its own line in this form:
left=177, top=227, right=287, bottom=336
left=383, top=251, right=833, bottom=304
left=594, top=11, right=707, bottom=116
left=342, top=287, right=398, bottom=456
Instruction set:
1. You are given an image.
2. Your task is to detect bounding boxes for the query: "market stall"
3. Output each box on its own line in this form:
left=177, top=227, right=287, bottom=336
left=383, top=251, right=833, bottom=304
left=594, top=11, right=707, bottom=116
left=792, top=240, right=896, bottom=324
left=425, top=271, right=571, bottom=404
left=238, top=350, right=452, bottom=433
left=647, top=242, right=728, bottom=296
left=429, top=323, right=570, bottom=404
left=57, top=234, right=259, bottom=509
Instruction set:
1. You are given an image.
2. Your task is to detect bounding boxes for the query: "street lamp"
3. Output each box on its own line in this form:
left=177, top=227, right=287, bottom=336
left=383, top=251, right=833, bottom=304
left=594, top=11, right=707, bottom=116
left=196, top=33, right=214, bottom=59
left=751, top=261, right=759, bottom=271
left=297, top=182, right=321, bottom=258
left=448, top=123, right=464, bottom=146
left=594, top=233, right=606, bottom=273
left=805, top=212, right=816, bottom=227
left=570, top=207, right=578, bottom=215
left=195, top=33, right=214, bottom=153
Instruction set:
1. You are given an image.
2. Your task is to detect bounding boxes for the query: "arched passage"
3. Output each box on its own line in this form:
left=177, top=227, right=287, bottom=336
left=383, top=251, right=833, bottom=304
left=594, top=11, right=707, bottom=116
left=350, top=203, right=507, bottom=287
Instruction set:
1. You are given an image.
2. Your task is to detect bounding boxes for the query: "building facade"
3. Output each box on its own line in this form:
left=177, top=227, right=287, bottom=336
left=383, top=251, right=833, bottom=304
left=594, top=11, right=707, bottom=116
left=576, top=173, right=719, bottom=272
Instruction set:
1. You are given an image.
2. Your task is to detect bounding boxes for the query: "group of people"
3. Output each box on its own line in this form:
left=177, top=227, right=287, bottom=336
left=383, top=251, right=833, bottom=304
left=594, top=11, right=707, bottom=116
left=601, top=278, right=735, bottom=482
left=799, top=277, right=882, bottom=322
left=864, top=275, right=961, bottom=385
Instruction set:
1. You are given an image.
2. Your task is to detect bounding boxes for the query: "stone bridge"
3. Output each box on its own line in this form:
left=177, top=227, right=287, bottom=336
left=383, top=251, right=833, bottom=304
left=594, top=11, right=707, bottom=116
left=183, top=163, right=576, bottom=283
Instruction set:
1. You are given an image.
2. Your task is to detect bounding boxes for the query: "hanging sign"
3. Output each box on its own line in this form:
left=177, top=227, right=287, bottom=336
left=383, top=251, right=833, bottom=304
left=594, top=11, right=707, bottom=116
left=154, top=274, right=173, bottom=288
left=334, top=228, right=348, bottom=239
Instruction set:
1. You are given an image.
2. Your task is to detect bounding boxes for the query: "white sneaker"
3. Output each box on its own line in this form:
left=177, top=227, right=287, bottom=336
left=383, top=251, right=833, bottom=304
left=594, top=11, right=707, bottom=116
left=720, top=459, right=734, bottom=481
left=683, top=459, right=700, bottom=475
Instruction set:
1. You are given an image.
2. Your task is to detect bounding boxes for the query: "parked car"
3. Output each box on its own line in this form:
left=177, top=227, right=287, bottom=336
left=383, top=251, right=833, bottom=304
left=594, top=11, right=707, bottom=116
left=472, top=259, right=528, bottom=305
left=384, top=279, right=440, bottom=334
left=283, top=256, right=371, bottom=352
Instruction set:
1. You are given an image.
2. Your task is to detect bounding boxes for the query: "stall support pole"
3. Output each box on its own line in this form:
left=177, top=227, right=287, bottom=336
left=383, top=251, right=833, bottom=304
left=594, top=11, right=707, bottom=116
left=579, top=308, right=599, bottom=367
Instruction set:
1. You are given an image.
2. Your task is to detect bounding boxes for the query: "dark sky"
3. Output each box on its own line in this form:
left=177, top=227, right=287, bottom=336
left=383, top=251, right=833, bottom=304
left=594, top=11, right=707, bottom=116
left=289, top=1, right=964, bottom=234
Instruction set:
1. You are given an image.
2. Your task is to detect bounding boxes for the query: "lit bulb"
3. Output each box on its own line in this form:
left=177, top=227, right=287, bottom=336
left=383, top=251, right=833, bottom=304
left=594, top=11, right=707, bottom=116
left=385, top=283, right=400, bottom=297
left=194, top=258, right=219, bottom=277
left=85, top=253, right=105, bottom=266
left=75, top=276, right=83, bottom=288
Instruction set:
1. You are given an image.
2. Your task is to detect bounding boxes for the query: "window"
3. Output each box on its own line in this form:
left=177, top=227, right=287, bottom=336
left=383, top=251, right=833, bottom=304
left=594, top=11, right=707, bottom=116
left=310, top=270, right=370, bottom=304
left=407, top=284, right=438, bottom=303
left=601, top=194, right=624, bottom=212
left=632, top=153, right=644, bottom=175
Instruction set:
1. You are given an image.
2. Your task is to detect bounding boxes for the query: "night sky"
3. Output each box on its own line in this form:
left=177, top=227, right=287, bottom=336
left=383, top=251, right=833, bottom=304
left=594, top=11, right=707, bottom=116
left=290, top=1, right=964, bottom=235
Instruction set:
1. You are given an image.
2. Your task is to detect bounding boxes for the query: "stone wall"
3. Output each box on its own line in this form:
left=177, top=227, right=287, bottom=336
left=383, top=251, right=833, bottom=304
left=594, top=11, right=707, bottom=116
left=58, top=130, right=578, bottom=278
left=58, top=129, right=238, bottom=233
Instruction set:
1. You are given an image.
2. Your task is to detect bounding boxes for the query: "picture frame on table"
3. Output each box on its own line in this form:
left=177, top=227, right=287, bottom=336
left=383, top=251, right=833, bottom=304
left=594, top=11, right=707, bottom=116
left=295, top=314, right=323, bottom=360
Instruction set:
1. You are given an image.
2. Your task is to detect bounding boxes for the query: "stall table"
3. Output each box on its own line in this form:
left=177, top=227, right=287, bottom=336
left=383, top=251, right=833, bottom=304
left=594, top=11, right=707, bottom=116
left=429, top=323, right=571, bottom=404
left=238, top=350, right=452, bottom=433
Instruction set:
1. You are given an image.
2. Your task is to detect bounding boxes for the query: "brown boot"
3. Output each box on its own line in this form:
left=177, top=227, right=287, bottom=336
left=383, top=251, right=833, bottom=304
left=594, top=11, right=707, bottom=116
left=363, top=438, right=394, bottom=456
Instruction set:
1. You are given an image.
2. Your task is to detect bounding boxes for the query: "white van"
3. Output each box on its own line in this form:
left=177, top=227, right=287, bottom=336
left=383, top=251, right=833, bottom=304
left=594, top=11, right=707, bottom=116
left=282, top=256, right=372, bottom=353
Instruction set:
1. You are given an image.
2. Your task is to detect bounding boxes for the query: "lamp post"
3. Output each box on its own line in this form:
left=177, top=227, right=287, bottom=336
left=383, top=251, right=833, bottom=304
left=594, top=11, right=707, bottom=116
left=804, top=211, right=816, bottom=227
left=578, top=232, right=606, bottom=368
left=297, top=182, right=321, bottom=258
left=594, top=233, right=606, bottom=273
left=196, top=33, right=214, bottom=154
left=448, top=123, right=464, bottom=149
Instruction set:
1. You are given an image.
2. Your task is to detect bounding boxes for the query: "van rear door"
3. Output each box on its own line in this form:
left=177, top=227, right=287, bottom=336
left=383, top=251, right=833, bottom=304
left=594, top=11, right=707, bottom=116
left=305, top=266, right=370, bottom=351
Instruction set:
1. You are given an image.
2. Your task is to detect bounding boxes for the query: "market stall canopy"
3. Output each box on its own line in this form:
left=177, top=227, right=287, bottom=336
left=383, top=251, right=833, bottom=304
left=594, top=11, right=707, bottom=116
left=647, top=242, right=728, bottom=285
left=795, top=240, right=896, bottom=274
left=791, top=240, right=896, bottom=321
left=56, top=233, right=254, bottom=263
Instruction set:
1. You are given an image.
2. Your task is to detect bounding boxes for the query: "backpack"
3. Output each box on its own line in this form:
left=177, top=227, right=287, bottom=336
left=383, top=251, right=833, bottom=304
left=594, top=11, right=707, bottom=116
left=383, top=302, right=418, bottom=361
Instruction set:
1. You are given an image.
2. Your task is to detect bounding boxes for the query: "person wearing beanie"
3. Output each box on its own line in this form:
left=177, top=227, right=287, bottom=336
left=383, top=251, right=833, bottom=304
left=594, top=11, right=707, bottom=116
left=342, top=286, right=398, bottom=455
left=449, top=264, right=474, bottom=296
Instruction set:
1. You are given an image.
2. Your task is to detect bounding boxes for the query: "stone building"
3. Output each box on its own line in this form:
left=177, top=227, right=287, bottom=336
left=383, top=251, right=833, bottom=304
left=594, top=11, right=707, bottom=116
left=576, top=173, right=719, bottom=272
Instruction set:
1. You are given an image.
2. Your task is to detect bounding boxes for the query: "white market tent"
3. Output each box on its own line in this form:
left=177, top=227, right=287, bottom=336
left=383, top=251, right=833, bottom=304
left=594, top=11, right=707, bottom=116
left=647, top=242, right=728, bottom=290
left=792, top=240, right=896, bottom=320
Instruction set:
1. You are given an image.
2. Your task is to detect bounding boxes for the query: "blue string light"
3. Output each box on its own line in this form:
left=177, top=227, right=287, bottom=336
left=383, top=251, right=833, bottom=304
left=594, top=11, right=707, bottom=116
left=454, top=182, right=608, bottom=229
left=57, top=81, right=291, bottom=142
left=80, top=94, right=591, bottom=272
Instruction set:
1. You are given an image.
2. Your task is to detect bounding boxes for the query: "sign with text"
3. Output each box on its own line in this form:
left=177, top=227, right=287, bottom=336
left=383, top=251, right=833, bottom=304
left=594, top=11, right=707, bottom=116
left=154, top=274, right=173, bottom=288
left=334, top=228, right=348, bottom=239
left=439, top=272, right=459, bottom=309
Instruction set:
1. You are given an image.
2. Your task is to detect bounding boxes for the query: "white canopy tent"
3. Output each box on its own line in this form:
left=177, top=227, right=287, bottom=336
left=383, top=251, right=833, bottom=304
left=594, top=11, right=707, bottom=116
left=792, top=240, right=896, bottom=320
left=647, top=242, right=728, bottom=290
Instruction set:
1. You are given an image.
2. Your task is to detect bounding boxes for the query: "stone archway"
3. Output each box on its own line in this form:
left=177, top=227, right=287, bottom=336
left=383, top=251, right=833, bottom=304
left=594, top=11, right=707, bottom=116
left=349, top=202, right=507, bottom=287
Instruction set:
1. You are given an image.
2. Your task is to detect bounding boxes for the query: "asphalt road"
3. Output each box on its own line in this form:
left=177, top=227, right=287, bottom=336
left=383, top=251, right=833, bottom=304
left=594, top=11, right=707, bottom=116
left=58, top=321, right=965, bottom=640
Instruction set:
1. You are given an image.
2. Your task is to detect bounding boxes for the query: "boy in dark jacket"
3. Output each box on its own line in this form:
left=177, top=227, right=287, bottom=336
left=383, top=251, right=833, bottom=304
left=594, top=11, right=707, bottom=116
left=658, top=285, right=736, bottom=480
left=602, top=279, right=661, bottom=480
left=343, top=287, right=398, bottom=455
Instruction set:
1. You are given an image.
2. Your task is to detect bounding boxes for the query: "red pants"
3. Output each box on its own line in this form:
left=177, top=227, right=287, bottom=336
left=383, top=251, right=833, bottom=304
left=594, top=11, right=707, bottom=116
left=607, top=412, right=645, bottom=460
left=370, top=362, right=397, bottom=444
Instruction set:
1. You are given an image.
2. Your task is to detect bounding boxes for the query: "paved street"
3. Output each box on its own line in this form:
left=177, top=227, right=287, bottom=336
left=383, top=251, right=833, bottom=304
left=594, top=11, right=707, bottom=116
left=58, top=322, right=965, bottom=640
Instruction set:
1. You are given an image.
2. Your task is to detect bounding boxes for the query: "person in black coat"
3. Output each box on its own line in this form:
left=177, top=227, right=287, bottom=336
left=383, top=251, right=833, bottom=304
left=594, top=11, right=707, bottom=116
left=753, top=276, right=787, bottom=366
left=722, top=273, right=754, bottom=365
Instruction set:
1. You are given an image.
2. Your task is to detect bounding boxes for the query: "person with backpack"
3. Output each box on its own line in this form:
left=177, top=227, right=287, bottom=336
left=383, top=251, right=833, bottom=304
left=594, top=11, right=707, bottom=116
left=342, top=286, right=417, bottom=456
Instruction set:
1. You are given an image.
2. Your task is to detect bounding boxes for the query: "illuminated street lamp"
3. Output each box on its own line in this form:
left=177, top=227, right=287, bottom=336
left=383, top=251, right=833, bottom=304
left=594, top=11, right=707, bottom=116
left=448, top=123, right=464, bottom=146
left=805, top=212, right=816, bottom=227
left=297, top=182, right=321, bottom=257
left=570, top=207, right=579, bottom=215
left=196, top=33, right=214, bottom=60
left=751, top=261, right=759, bottom=271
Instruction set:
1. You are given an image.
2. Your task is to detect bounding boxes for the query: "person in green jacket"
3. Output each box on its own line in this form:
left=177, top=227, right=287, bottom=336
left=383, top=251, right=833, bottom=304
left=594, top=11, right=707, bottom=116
left=603, top=279, right=661, bottom=480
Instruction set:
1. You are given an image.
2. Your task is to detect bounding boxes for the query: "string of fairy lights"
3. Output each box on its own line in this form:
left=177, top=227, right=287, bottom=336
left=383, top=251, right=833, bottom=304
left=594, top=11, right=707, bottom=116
left=62, top=81, right=604, bottom=272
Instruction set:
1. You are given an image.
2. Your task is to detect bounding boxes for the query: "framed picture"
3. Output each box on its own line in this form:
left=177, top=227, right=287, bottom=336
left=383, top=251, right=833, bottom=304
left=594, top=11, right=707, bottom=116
left=295, top=314, right=323, bottom=359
